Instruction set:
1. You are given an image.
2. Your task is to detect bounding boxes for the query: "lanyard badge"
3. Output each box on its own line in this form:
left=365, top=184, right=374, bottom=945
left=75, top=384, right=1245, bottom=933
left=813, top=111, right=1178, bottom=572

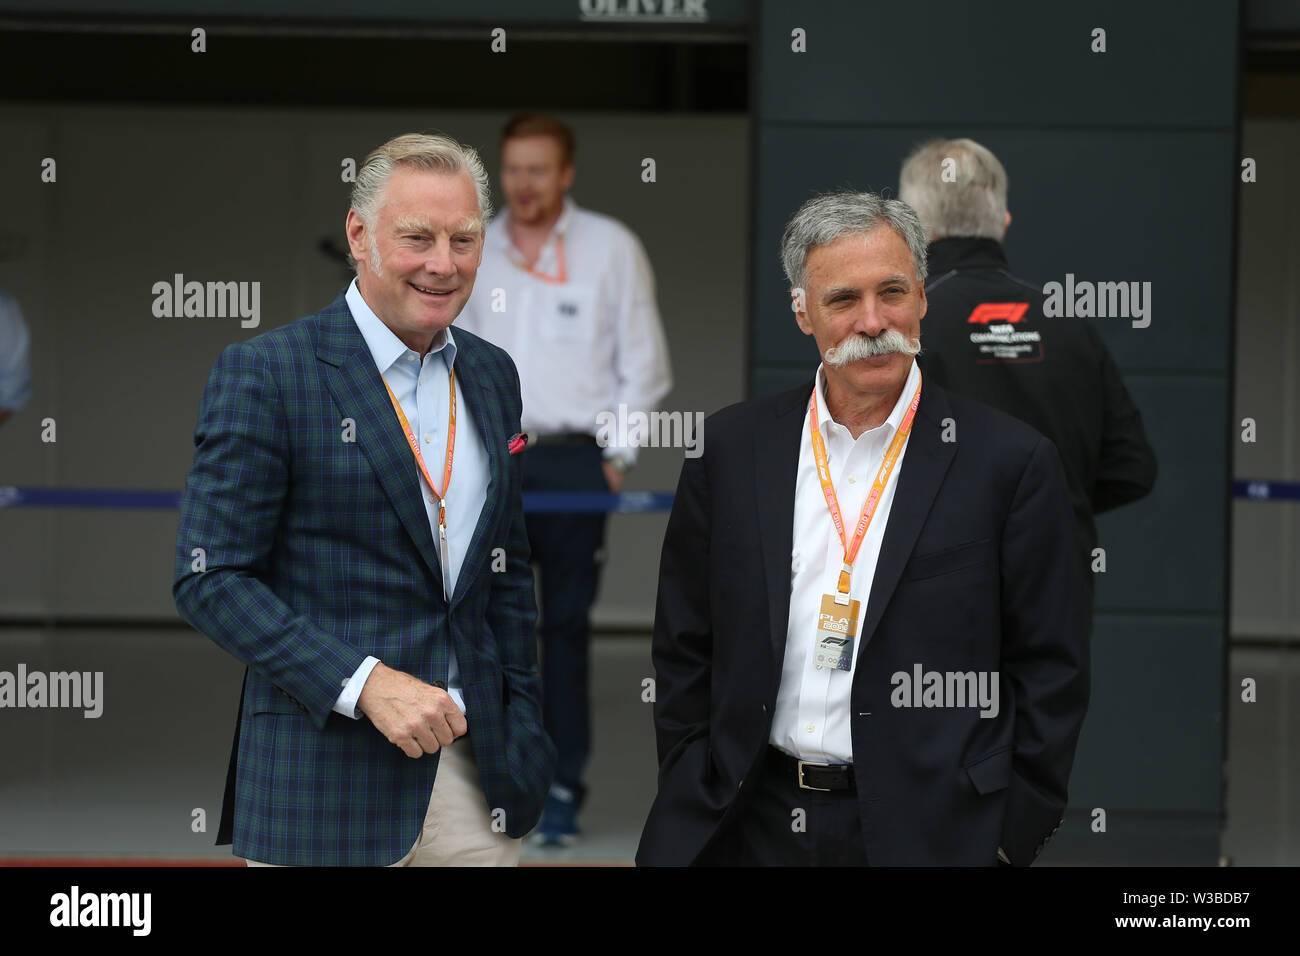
left=815, top=593, right=861, bottom=670
left=383, top=370, right=457, bottom=600
left=808, top=372, right=922, bottom=671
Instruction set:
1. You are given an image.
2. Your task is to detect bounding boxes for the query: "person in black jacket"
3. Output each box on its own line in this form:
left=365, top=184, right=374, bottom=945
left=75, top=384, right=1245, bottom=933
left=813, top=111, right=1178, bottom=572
left=637, top=191, right=1089, bottom=867
left=899, top=137, right=1156, bottom=594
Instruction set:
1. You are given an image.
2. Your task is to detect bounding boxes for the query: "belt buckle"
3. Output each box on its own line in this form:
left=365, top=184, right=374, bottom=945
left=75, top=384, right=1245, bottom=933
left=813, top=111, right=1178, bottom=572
left=797, top=759, right=832, bottom=791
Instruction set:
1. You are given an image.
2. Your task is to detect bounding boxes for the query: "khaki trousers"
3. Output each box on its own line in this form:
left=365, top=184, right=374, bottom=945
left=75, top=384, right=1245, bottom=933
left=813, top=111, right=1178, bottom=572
left=245, top=735, right=521, bottom=867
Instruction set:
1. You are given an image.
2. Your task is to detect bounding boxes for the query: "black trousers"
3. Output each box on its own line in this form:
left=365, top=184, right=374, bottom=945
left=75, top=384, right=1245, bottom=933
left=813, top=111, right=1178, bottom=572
left=698, top=747, right=870, bottom=866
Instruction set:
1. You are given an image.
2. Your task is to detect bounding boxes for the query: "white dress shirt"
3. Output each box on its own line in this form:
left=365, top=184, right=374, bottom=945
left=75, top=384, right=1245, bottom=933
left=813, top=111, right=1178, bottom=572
left=331, top=278, right=490, bottom=720
left=456, top=195, right=672, bottom=464
left=769, top=358, right=921, bottom=764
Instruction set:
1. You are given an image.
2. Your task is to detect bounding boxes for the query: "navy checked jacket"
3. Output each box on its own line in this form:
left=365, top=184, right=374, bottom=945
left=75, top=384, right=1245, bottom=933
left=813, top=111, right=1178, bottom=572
left=173, top=290, right=556, bottom=866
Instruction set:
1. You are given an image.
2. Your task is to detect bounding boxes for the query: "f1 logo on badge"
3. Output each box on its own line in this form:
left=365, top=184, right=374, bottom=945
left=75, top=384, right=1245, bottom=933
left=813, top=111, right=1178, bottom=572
left=966, top=302, right=1029, bottom=324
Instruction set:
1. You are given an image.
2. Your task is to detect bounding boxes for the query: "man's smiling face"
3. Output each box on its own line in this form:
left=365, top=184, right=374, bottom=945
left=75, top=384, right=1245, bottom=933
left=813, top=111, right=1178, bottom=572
left=346, top=165, right=484, bottom=352
left=795, top=225, right=926, bottom=402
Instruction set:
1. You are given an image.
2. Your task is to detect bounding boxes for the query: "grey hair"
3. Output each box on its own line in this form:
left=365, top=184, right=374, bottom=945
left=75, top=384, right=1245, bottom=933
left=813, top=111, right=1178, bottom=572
left=780, top=190, right=929, bottom=291
left=898, top=137, right=1007, bottom=241
left=349, top=132, right=493, bottom=272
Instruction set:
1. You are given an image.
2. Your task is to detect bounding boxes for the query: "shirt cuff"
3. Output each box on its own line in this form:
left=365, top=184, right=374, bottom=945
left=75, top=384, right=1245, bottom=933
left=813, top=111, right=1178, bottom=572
left=333, top=656, right=381, bottom=720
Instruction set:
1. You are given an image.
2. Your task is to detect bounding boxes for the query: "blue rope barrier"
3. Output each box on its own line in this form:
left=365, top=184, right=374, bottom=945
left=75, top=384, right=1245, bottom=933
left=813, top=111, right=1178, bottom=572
left=0, top=487, right=183, bottom=509
left=1234, top=480, right=1300, bottom=502
left=2, top=481, right=1296, bottom=512
left=0, top=486, right=675, bottom=514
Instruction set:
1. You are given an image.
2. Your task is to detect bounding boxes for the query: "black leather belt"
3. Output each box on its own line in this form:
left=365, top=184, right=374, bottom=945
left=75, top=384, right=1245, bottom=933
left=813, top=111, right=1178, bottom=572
left=529, top=431, right=597, bottom=447
left=766, top=746, right=856, bottom=792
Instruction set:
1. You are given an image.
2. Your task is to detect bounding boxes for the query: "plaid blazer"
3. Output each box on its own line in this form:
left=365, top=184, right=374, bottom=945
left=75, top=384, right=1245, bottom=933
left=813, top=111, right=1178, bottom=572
left=173, top=289, right=556, bottom=866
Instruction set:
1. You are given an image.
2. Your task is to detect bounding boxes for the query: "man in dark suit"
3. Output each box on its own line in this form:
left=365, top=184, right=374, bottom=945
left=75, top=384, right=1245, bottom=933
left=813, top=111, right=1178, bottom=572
left=174, top=133, right=555, bottom=866
left=636, top=190, right=1090, bottom=867
left=899, top=137, right=1156, bottom=597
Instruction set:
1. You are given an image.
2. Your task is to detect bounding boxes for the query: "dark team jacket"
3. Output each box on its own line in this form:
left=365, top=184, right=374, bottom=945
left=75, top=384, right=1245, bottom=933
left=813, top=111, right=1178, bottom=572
left=917, top=237, right=1157, bottom=562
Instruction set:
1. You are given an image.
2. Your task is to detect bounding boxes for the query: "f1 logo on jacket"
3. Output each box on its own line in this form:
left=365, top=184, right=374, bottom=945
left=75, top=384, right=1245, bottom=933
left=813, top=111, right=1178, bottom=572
left=967, top=302, right=1030, bottom=324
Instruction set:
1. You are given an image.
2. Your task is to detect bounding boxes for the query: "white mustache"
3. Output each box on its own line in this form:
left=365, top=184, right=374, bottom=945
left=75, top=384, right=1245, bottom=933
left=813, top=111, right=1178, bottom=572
left=824, top=329, right=921, bottom=367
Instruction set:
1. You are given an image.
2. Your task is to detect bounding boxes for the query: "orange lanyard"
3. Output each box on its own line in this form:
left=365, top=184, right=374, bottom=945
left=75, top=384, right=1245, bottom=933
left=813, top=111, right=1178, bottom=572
left=809, top=372, right=922, bottom=596
left=382, top=369, right=456, bottom=539
left=512, top=234, right=567, bottom=284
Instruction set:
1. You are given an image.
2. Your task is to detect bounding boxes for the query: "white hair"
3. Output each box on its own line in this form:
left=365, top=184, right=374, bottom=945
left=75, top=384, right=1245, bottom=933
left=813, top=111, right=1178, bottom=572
left=898, top=137, right=1008, bottom=241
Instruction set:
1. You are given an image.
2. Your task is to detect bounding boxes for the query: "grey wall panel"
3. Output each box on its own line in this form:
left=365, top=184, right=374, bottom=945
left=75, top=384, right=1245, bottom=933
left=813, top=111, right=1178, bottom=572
left=1232, top=499, right=1296, bottom=638
left=1092, top=376, right=1227, bottom=612
left=49, top=512, right=181, bottom=618
left=758, top=0, right=1237, bottom=128
left=751, top=365, right=813, bottom=400
left=1069, top=614, right=1224, bottom=812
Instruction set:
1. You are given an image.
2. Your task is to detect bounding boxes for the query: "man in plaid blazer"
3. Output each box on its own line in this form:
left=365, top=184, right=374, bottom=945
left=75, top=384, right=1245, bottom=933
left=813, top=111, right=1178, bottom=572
left=173, top=133, right=556, bottom=866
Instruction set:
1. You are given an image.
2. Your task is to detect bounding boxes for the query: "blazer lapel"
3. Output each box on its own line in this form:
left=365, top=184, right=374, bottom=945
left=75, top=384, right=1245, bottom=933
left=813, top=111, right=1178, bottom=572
left=315, top=296, right=444, bottom=586
left=856, top=381, right=957, bottom=649
left=449, top=338, right=503, bottom=606
left=755, top=382, right=813, bottom=674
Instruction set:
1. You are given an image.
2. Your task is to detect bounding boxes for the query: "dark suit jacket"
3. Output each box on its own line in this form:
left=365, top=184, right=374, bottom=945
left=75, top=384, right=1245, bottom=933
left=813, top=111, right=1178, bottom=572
left=173, top=289, right=556, bottom=866
left=636, top=376, right=1090, bottom=866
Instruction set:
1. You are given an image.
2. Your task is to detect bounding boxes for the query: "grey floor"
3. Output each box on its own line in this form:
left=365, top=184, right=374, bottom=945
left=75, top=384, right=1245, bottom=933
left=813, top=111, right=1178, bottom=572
left=0, top=627, right=1294, bottom=865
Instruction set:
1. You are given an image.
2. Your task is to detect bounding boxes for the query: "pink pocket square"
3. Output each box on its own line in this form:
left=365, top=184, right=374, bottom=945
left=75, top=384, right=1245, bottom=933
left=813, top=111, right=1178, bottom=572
left=508, top=432, right=528, bottom=455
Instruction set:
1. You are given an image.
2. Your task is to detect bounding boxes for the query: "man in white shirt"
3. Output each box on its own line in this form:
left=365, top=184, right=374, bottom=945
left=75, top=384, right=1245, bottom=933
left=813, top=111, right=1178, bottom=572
left=458, top=114, right=672, bottom=844
left=637, top=191, right=1089, bottom=866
